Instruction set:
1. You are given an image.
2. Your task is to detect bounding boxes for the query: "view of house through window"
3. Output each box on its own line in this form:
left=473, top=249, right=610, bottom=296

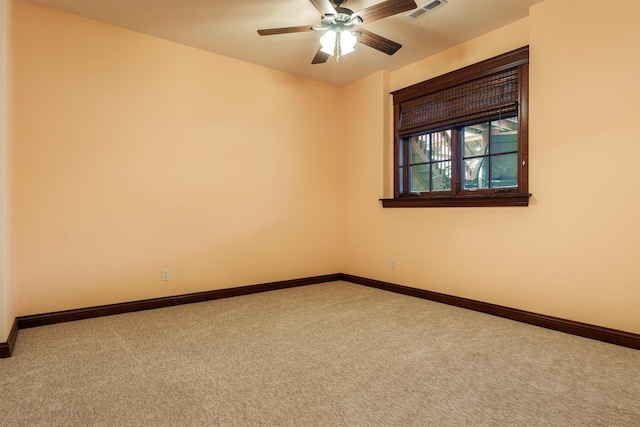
left=402, top=130, right=452, bottom=193
left=463, top=117, right=518, bottom=190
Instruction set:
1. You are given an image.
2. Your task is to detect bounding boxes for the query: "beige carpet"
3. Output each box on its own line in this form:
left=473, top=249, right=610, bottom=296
left=1, top=281, right=639, bottom=426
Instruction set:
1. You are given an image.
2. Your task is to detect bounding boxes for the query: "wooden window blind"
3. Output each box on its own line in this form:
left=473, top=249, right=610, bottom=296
left=397, top=68, right=519, bottom=138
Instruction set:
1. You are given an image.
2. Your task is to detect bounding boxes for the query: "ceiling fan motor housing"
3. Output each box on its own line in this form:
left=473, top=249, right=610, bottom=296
left=321, top=7, right=362, bottom=33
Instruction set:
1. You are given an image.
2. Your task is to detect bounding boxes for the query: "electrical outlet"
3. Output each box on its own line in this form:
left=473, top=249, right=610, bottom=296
left=391, top=259, right=397, bottom=270
left=161, top=269, right=169, bottom=281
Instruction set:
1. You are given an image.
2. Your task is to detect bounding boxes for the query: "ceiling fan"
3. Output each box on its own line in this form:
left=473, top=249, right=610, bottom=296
left=257, top=0, right=418, bottom=64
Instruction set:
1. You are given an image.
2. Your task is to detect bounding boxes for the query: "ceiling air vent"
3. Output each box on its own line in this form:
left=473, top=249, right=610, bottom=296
left=406, top=0, right=447, bottom=20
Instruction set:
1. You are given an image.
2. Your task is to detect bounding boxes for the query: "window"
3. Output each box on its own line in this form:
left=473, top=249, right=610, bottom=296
left=382, top=47, right=530, bottom=208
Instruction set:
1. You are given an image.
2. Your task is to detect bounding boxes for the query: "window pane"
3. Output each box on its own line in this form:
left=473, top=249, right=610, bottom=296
left=411, top=164, right=430, bottom=192
left=432, top=161, right=452, bottom=191
left=411, top=136, right=430, bottom=164
left=490, top=153, right=518, bottom=188
left=406, top=131, right=452, bottom=193
left=464, top=158, right=488, bottom=190
left=464, top=123, right=489, bottom=157
left=432, top=131, right=452, bottom=161
left=491, top=117, right=518, bottom=154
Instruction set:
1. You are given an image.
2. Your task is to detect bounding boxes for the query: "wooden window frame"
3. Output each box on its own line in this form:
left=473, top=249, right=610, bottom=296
left=382, top=46, right=530, bottom=208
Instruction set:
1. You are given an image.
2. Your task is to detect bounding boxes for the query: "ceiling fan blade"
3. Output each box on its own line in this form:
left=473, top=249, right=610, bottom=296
left=357, top=29, right=402, bottom=55
left=311, top=48, right=330, bottom=64
left=257, top=26, right=314, bottom=36
left=354, top=0, right=417, bottom=23
left=309, top=0, right=337, bottom=16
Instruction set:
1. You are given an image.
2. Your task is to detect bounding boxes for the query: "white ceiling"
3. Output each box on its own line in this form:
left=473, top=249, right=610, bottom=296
left=25, top=0, right=544, bottom=87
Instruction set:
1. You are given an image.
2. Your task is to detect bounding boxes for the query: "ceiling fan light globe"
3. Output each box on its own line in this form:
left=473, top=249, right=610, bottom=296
left=340, top=30, right=358, bottom=55
left=320, top=30, right=337, bottom=56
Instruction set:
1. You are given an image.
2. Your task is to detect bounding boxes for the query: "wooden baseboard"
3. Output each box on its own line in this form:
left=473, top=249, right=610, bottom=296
left=8, top=273, right=640, bottom=357
left=341, top=274, right=640, bottom=350
left=0, top=318, right=18, bottom=358
left=18, top=274, right=342, bottom=330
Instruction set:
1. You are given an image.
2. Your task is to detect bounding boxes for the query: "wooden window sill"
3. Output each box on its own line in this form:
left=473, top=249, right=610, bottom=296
left=380, top=193, right=531, bottom=208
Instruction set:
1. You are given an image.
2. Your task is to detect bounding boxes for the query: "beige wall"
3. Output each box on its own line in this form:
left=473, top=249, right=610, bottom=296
left=5, top=0, right=640, bottom=339
left=11, top=1, right=343, bottom=316
left=343, top=0, right=640, bottom=334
